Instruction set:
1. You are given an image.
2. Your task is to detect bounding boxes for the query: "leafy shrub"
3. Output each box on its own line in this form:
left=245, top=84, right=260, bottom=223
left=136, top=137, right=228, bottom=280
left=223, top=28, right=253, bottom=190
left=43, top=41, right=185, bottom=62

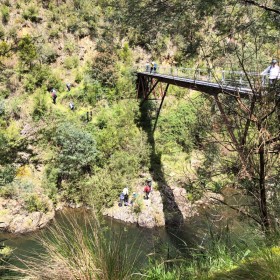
left=63, top=56, right=79, bottom=69
left=64, top=40, right=76, bottom=54
left=1, top=5, right=9, bottom=24
left=0, top=165, right=16, bottom=185
left=49, top=28, right=60, bottom=39
left=0, top=185, right=16, bottom=198
left=0, top=41, right=10, bottom=56
left=24, top=65, right=61, bottom=92
left=0, top=25, right=4, bottom=39
left=53, top=122, right=97, bottom=180
left=18, top=35, right=37, bottom=68
left=32, top=89, right=48, bottom=121
left=24, top=193, right=49, bottom=213
left=22, top=5, right=39, bottom=22
left=39, top=44, right=58, bottom=63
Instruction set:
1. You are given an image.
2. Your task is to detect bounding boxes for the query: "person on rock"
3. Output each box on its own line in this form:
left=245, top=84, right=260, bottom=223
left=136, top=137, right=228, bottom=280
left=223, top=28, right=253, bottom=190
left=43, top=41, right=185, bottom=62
left=122, top=186, right=129, bottom=206
left=143, top=184, right=151, bottom=200
left=119, top=192, right=125, bottom=207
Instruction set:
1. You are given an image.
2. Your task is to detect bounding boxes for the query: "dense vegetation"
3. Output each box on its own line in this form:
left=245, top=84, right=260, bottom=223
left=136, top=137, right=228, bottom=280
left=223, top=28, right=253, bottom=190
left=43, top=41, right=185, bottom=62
left=1, top=0, right=280, bottom=278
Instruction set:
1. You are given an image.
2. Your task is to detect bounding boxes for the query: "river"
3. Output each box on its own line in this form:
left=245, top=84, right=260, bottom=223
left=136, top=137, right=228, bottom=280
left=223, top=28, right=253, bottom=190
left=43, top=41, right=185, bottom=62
left=1, top=199, right=253, bottom=272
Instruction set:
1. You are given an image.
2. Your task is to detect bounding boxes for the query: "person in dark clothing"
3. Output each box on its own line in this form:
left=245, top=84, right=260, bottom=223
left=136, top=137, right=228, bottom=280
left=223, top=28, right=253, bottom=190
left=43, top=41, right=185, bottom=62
left=66, top=83, right=71, bottom=91
left=69, top=101, right=75, bottom=111
left=51, top=89, right=57, bottom=104
left=119, top=192, right=125, bottom=207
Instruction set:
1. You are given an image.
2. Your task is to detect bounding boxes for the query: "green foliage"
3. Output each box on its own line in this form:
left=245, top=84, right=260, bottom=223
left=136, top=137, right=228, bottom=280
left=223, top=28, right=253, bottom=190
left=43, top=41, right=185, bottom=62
left=0, top=41, right=10, bottom=56
left=32, top=89, right=49, bottom=121
left=22, top=5, right=39, bottom=22
left=0, top=242, right=13, bottom=277
left=157, top=96, right=209, bottom=153
left=18, top=35, right=38, bottom=68
left=53, top=122, right=97, bottom=180
left=49, top=27, right=60, bottom=39
left=0, top=25, right=5, bottom=40
left=63, top=55, right=79, bottom=69
left=1, top=5, right=10, bottom=24
left=143, top=263, right=179, bottom=280
left=0, top=165, right=16, bottom=186
left=24, top=193, right=49, bottom=213
left=24, top=65, right=61, bottom=92
left=0, top=185, right=16, bottom=198
left=12, top=214, right=140, bottom=280
left=39, top=44, right=58, bottom=63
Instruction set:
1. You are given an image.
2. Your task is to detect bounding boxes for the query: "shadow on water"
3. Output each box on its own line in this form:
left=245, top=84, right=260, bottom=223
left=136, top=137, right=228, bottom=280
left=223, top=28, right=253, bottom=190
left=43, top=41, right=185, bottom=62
left=136, top=100, right=184, bottom=227
left=3, top=210, right=200, bottom=270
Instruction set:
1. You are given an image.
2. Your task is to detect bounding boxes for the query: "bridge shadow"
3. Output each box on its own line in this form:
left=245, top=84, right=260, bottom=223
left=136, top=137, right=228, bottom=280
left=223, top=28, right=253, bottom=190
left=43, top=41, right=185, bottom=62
left=136, top=100, right=184, bottom=227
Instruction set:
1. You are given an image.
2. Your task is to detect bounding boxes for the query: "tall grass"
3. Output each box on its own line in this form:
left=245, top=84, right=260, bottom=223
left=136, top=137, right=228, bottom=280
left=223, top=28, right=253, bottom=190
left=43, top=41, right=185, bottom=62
left=11, top=211, right=141, bottom=280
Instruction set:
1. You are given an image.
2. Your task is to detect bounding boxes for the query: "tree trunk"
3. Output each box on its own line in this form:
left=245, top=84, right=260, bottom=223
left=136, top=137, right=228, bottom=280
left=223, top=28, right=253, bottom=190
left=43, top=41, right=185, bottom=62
left=259, top=142, right=269, bottom=231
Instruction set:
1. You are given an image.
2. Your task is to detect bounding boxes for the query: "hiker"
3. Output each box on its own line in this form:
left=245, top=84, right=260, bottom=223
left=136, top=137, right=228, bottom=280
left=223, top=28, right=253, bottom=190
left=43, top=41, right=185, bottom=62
left=123, top=186, right=129, bottom=206
left=66, top=83, right=71, bottom=91
left=147, top=178, right=152, bottom=191
left=130, top=192, right=138, bottom=205
left=150, top=61, right=157, bottom=73
left=150, top=61, right=155, bottom=73
left=145, top=62, right=150, bottom=72
left=51, top=89, right=57, bottom=104
left=143, top=184, right=151, bottom=200
left=69, top=101, right=75, bottom=111
left=119, top=192, right=125, bottom=207
left=261, top=59, right=280, bottom=85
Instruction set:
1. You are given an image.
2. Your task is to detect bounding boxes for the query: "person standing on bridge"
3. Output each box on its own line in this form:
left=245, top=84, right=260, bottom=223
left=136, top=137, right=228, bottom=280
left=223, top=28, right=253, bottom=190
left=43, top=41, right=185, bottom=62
left=261, top=59, right=280, bottom=85
left=150, top=61, right=157, bottom=74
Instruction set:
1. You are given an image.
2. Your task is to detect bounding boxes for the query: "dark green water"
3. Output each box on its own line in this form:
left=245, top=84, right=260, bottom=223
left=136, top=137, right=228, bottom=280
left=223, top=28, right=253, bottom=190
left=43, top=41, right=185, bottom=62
left=1, top=209, right=204, bottom=268
left=1, top=200, right=252, bottom=271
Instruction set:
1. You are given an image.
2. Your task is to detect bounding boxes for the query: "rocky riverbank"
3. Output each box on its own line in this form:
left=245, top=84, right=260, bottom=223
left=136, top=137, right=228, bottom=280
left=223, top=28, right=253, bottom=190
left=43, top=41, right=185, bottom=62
left=0, top=185, right=223, bottom=233
left=0, top=196, right=55, bottom=233
left=103, top=185, right=223, bottom=228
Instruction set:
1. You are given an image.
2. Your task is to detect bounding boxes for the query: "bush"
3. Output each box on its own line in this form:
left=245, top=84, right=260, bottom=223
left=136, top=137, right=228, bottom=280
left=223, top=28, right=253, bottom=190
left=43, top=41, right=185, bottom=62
left=18, top=35, right=38, bottom=68
left=0, top=165, right=16, bottom=185
left=64, top=56, right=79, bottom=69
left=39, top=44, right=58, bottom=63
left=22, top=5, right=39, bottom=22
left=32, top=89, right=49, bottom=121
left=0, top=185, right=16, bottom=199
left=52, top=121, right=97, bottom=182
left=0, top=25, right=4, bottom=39
left=1, top=5, right=9, bottom=24
left=24, top=193, right=49, bottom=213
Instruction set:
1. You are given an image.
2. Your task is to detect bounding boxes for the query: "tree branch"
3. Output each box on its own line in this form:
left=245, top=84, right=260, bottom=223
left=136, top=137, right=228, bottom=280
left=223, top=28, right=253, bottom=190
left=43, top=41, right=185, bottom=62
left=240, top=0, right=280, bottom=15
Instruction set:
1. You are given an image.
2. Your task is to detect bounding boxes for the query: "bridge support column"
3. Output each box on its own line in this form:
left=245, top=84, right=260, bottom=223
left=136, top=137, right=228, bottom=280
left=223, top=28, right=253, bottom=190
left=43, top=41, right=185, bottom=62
left=153, top=84, right=170, bottom=132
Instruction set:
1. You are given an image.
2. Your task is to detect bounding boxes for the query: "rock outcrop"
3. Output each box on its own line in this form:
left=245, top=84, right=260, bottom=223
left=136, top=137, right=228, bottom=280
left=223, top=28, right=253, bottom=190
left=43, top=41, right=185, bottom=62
left=0, top=197, right=55, bottom=233
left=104, top=189, right=165, bottom=228
left=104, top=185, right=223, bottom=228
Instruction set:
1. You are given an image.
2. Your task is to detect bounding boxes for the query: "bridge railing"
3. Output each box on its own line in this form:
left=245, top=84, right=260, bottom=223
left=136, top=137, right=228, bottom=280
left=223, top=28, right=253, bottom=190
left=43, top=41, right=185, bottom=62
left=140, top=65, right=266, bottom=89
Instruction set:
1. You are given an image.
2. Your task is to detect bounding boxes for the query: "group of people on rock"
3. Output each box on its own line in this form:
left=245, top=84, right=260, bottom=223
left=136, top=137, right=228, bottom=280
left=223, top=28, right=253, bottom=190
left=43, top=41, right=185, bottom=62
left=50, top=83, right=75, bottom=111
left=118, top=178, right=153, bottom=207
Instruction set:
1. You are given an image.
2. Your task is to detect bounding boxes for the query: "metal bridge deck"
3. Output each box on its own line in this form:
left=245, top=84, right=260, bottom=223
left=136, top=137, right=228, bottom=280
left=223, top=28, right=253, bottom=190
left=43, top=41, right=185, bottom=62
left=137, top=71, right=254, bottom=97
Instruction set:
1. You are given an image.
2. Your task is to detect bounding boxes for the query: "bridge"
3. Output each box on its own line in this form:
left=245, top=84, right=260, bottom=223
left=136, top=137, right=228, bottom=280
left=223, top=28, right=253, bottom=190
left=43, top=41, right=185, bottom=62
left=136, top=65, right=269, bottom=131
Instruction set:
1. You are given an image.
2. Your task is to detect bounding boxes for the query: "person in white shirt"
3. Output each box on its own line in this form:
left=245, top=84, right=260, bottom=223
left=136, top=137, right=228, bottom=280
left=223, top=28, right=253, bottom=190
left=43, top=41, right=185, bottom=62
left=261, top=59, right=280, bottom=85
left=122, top=187, right=129, bottom=206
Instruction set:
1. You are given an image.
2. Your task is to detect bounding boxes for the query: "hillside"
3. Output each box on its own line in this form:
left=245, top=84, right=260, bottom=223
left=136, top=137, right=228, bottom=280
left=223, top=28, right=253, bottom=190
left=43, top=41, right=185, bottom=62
left=0, top=0, right=279, bottom=233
